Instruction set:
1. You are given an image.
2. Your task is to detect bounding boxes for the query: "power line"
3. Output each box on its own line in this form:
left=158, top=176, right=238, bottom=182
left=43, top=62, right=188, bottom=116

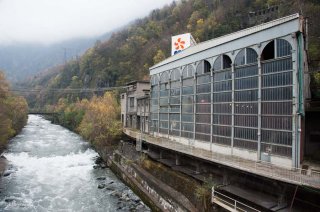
left=9, top=86, right=126, bottom=94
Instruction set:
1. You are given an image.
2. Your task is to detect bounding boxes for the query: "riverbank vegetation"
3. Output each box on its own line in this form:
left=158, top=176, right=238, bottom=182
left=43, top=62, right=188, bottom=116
left=0, top=71, right=28, bottom=152
left=52, top=92, right=122, bottom=147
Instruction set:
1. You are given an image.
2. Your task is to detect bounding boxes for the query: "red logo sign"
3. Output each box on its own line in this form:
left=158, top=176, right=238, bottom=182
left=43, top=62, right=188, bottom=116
left=174, top=37, right=186, bottom=50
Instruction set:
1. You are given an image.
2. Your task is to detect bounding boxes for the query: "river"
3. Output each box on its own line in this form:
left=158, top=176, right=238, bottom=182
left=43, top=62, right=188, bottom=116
left=0, top=115, right=150, bottom=212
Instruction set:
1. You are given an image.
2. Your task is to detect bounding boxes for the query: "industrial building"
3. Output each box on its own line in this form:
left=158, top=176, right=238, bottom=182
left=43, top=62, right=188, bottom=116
left=121, top=14, right=320, bottom=211
left=148, top=13, right=310, bottom=169
left=120, top=81, right=150, bottom=130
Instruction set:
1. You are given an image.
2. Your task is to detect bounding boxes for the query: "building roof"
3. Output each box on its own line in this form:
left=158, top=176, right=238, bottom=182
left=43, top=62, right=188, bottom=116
left=137, top=96, right=150, bottom=100
left=150, top=13, right=301, bottom=72
left=126, top=80, right=150, bottom=86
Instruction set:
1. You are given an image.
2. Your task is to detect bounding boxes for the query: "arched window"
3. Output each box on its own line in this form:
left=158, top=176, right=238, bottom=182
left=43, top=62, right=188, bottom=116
left=160, top=71, right=169, bottom=83
left=212, top=54, right=232, bottom=146
left=235, top=49, right=245, bottom=66
left=170, top=69, right=181, bottom=81
left=213, top=55, right=232, bottom=71
left=196, top=60, right=211, bottom=75
left=151, top=75, right=159, bottom=85
left=261, top=39, right=292, bottom=61
left=247, top=48, right=258, bottom=64
left=170, top=69, right=181, bottom=97
left=195, top=60, right=211, bottom=142
left=260, top=38, right=293, bottom=158
left=150, top=75, right=159, bottom=133
left=169, top=69, right=181, bottom=136
left=261, top=40, right=275, bottom=60
left=182, top=65, right=194, bottom=79
left=235, top=48, right=258, bottom=66
left=159, top=71, right=169, bottom=134
left=276, top=39, right=292, bottom=57
left=181, top=65, right=195, bottom=139
left=233, top=48, right=259, bottom=151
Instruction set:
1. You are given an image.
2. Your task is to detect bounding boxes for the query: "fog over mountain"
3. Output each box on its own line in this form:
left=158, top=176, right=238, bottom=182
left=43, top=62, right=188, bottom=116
left=0, top=34, right=110, bottom=83
left=0, top=0, right=174, bottom=83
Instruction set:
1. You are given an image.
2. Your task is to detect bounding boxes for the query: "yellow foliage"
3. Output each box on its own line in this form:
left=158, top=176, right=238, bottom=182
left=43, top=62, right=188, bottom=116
left=196, top=18, right=204, bottom=26
left=153, top=49, right=166, bottom=65
left=77, top=92, right=122, bottom=147
left=0, top=71, right=28, bottom=150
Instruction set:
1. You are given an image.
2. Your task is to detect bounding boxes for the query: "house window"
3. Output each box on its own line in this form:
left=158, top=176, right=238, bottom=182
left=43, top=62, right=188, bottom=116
left=129, top=97, right=134, bottom=107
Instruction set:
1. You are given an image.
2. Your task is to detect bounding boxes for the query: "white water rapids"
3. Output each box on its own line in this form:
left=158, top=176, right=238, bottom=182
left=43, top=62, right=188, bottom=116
left=0, top=115, right=149, bottom=212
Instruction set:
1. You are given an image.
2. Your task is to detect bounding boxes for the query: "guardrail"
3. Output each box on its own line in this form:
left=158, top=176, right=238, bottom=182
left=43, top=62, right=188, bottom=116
left=124, top=129, right=320, bottom=189
left=211, top=188, right=260, bottom=212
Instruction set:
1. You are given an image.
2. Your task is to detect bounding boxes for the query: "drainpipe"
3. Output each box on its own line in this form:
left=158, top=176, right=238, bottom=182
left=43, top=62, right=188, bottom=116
left=210, top=66, right=214, bottom=152
left=257, top=55, right=262, bottom=161
left=296, top=31, right=305, bottom=167
left=231, top=62, right=235, bottom=156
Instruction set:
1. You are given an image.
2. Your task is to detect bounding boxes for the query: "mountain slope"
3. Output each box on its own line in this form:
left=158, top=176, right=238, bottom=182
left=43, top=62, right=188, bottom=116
left=24, top=0, right=320, bottom=107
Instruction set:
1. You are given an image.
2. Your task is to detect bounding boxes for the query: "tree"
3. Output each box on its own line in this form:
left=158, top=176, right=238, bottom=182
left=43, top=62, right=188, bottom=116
left=153, top=49, right=166, bottom=65
left=77, top=92, right=122, bottom=147
left=0, top=71, right=28, bottom=152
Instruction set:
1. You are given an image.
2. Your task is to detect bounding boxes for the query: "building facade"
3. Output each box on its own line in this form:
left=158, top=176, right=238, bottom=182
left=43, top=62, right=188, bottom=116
left=137, top=96, right=150, bottom=133
left=121, top=81, right=150, bottom=131
left=149, top=14, right=309, bottom=168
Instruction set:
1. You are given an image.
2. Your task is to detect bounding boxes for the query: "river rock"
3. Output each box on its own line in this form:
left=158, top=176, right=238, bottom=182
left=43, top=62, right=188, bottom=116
left=105, top=186, right=115, bottom=191
left=111, top=191, right=122, bottom=198
left=136, top=204, right=144, bottom=211
left=3, top=170, right=14, bottom=177
left=98, top=184, right=105, bottom=189
left=96, top=177, right=106, bottom=180
left=4, top=198, right=15, bottom=203
left=95, top=157, right=104, bottom=165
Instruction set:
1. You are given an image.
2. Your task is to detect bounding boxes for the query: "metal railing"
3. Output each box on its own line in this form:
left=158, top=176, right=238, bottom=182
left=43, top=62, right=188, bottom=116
left=124, top=128, right=320, bottom=189
left=211, top=188, right=260, bottom=212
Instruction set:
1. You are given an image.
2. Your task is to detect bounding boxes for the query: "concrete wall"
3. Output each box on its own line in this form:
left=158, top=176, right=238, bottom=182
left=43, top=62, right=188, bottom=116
left=108, top=151, right=198, bottom=212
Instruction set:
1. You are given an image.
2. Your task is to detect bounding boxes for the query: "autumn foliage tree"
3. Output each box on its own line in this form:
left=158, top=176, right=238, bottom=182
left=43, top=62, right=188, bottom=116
left=0, top=71, right=28, bottom=152
left=53, top=92, right=122, bottom=148
left=77, top=92, right=122, bottom=147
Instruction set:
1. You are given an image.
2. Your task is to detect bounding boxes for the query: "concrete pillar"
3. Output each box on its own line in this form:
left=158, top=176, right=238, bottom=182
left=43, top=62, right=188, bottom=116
left=175, top=154, right=181, bottom=166
left=195, top=162, right=201, bottom=174
left=159, top=150, right=164, bottom=159
left=136, top=138, right=142, bottom=152
left=223, top=168, right=228, bottom=185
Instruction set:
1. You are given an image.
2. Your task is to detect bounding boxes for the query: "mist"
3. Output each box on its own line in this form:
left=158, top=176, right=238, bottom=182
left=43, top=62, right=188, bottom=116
left=0, top=0, right=174, bottom=45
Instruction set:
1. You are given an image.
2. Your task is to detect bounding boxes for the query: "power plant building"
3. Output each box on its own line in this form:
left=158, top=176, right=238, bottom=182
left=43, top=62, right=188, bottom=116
left=148, top=14, right=309, bottom=169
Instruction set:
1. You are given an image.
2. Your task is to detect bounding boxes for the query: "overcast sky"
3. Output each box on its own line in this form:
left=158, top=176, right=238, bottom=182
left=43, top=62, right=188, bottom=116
left=0, top=0, right=174, bottom=45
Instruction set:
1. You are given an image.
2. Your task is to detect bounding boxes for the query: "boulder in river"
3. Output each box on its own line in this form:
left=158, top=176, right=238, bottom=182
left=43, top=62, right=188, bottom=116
left=96, top=177, right=106, bottom=180
left=4, top=198, right=16, bottom=203
left=98, top=184, right=106, bottom=189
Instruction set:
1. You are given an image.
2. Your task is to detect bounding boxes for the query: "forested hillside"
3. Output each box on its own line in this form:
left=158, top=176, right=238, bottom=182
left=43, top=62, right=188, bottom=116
left=24, top=0, right=320, bottom=108
left=0, top=71, right=28, bottom=152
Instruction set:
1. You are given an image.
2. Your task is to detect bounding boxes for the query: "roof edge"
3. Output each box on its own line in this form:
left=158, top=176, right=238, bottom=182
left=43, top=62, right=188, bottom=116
left=149, top=13, right=300, bottom=71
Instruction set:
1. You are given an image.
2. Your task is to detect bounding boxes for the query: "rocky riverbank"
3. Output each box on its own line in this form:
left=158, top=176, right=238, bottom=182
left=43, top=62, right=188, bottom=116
left=95, top=140, right=202, bottom=212
left=93, top=156, right=150, bottom=212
